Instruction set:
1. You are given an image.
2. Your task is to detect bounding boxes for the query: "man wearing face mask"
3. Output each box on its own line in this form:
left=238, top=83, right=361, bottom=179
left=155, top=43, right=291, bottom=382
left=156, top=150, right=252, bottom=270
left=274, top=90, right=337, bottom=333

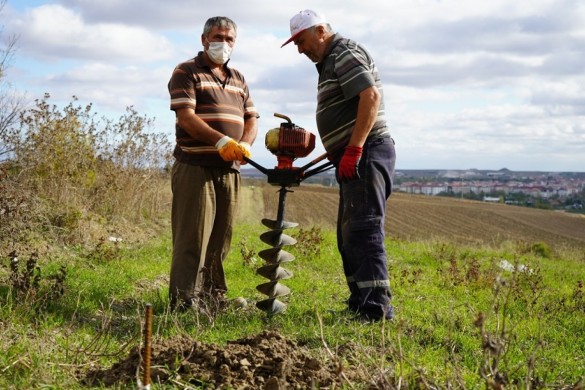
left=168, top=16, right=259, bottom=313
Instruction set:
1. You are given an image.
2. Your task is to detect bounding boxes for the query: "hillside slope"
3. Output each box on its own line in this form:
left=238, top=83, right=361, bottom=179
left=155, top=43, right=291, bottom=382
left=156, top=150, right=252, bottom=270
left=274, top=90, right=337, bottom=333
left=248, top=183, right=585, bottom=252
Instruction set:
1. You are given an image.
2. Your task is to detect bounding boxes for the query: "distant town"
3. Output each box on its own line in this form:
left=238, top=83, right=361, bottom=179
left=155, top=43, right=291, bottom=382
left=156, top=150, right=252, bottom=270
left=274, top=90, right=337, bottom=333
left=242, top=167, right=585, bottom=212
left=395, top=168, right=585, bottom=211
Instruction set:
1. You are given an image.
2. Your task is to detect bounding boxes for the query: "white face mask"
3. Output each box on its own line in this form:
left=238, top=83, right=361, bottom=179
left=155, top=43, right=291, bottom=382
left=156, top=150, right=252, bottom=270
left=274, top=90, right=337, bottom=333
left=206, top=40, right=233, bottom=65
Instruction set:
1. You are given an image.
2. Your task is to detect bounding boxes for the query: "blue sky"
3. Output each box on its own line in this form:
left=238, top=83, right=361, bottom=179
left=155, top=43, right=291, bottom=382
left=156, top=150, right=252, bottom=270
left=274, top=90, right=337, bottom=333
left=3, top=0, right=585, bottom=171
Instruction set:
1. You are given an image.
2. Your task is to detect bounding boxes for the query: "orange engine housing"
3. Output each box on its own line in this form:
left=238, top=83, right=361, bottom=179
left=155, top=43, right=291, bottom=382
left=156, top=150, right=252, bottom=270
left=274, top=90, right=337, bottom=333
left=266, top=124, right=316, bottom=169
left=277, top=125, right=315, bottom=159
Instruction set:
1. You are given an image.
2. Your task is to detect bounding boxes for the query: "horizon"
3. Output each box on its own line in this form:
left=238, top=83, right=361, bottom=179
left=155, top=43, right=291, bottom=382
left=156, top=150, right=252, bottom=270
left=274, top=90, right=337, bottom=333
left=240, top=161, right=585, bottom=175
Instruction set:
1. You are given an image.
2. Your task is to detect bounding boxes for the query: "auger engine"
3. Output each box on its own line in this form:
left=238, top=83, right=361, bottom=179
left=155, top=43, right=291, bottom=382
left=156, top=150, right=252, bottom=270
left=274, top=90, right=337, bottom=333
left=244, top=113, right=333, bottom=316
left=265, top=113, right=316, bottom=169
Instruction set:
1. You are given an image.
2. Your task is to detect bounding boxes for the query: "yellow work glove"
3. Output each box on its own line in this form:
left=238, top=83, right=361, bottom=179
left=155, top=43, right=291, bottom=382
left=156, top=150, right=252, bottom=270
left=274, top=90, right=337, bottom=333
left=216, top=136, right=244, bottom=161
left=239, top=141, right=251, bottom=160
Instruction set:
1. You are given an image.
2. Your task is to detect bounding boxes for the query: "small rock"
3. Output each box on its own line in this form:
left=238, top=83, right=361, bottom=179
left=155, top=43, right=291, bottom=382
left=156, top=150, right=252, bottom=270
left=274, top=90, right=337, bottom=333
left=233, top=297, right=247, bottom=308
left=240, top=358, right=251, bottom=367
left=265, top=376, right=281, bottom=390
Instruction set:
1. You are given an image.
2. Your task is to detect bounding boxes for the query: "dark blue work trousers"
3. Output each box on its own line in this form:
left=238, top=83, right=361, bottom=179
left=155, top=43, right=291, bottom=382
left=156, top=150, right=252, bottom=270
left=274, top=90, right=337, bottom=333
left=336, top=136, right=396, bottom=320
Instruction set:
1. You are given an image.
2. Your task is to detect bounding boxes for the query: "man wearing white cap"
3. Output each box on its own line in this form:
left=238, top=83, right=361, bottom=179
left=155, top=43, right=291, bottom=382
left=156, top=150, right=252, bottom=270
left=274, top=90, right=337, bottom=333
left=282, top=10, right=397, bottom=322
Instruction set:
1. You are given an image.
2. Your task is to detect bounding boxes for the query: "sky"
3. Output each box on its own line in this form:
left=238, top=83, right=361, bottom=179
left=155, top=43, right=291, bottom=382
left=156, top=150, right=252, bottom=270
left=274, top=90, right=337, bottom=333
left=2, top=0, right=585, bottom=172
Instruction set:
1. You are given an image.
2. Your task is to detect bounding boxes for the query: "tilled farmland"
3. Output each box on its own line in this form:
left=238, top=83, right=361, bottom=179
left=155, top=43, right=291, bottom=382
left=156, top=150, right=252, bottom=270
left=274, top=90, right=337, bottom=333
left=253, top=183, right=585, bottom=252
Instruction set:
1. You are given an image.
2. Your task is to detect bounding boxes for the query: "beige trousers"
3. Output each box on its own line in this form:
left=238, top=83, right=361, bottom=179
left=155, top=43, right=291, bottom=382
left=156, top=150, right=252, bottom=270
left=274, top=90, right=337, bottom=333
left=169, top=161, right=240, bottom=307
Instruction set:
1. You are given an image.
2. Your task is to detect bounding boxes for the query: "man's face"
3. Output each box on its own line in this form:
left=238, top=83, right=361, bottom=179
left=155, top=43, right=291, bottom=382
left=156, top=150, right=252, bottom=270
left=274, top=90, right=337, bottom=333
left=202, top=25, right=236, bottom=49
left=293, top=27, right=324, bottom=63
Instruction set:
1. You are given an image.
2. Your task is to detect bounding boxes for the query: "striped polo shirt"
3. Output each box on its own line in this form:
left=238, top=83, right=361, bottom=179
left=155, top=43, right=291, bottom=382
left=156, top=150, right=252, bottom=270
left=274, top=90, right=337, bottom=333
left=168, top=52, right=258, bottom=168
left=315, top=34, right=390, bottom=160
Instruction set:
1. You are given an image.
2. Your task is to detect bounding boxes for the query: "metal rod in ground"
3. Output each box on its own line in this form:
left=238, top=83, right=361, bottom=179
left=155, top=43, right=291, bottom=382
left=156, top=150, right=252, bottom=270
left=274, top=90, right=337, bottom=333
left=142, top=303, right=153, bottom=389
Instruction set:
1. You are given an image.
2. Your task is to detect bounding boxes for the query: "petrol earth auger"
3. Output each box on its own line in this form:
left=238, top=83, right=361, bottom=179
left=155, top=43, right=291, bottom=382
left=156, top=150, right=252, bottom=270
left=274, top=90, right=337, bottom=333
left=244, top=113, right=334, bottom=316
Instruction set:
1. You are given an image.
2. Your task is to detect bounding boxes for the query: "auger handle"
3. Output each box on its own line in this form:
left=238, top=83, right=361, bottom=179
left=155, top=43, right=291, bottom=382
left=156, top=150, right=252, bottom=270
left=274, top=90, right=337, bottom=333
left=243, top=156, right=269, bottom=174
left=273, top=112, right=292, bottom=123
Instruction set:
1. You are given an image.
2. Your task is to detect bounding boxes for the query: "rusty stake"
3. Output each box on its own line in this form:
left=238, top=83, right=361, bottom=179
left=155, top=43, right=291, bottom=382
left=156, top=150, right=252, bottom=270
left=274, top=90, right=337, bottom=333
left=142, top=303, right=152, bottom=389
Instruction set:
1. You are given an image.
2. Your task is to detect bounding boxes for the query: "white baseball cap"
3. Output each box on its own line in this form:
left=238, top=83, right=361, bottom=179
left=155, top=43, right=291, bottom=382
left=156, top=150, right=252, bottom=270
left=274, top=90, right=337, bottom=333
left=281, top=9, right=327, bottom=47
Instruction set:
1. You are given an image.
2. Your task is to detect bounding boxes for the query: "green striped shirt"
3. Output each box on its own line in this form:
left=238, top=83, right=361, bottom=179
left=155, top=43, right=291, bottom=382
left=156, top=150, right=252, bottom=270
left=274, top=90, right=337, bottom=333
left=316, top=34, right=389, bottom=159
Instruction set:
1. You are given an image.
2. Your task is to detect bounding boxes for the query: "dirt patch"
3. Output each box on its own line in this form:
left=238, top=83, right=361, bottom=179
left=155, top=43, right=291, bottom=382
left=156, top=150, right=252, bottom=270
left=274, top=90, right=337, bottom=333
left=84, top=330, right=365, bottom=389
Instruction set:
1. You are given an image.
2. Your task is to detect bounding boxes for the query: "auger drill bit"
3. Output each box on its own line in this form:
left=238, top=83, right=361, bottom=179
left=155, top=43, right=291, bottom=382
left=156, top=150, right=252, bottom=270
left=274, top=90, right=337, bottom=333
left=256, top=186, right=297, bottom=315
left=242, top=113, right=334, bottom=316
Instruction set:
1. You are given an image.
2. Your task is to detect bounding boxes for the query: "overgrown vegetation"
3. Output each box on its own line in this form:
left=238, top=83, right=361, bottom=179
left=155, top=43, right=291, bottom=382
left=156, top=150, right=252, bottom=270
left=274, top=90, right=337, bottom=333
left=0, top=94, right=172, bottom=252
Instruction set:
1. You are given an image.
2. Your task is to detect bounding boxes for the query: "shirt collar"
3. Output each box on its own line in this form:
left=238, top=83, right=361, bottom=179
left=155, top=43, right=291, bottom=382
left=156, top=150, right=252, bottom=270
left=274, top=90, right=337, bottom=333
left=323, top=33, right=344, bottom=58
left=316, top=34, right=343, bottom=73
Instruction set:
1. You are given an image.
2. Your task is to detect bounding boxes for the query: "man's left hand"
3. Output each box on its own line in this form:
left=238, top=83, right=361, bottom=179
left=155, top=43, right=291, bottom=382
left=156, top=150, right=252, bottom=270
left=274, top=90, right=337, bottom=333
left=339, top=145, right=363, bottom=181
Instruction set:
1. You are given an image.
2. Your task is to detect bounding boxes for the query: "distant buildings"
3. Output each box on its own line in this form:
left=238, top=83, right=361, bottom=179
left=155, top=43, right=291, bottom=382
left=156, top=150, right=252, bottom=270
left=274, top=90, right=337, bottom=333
left=241, top=167, right=585, bottom=204
left=396, top=169, right=585, bottom=201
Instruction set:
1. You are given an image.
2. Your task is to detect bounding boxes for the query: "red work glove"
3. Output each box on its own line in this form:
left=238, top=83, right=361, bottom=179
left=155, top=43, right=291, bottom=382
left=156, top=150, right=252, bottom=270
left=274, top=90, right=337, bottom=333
left=216, top=136, right=244, bottom=161
left=338, top=145, right=363, bottom=181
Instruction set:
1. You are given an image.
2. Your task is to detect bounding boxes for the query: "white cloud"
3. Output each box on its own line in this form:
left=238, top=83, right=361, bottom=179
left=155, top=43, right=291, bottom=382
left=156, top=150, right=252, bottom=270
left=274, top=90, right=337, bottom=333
left=40, top=62, right=170, bottom=109
left=4, top=0, right=585, bottom=171
left=10, top=4, right=174, bottom=62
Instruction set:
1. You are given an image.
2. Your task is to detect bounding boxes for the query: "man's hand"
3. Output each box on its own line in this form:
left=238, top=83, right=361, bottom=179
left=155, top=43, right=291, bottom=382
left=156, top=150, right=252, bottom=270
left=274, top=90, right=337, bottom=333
left=216, top=136, right=244, bottom=161
left=338, top=145, right=363, bottom=181
left=239, top=142, right=251, bottom=158
left=238, top=141, right=251, bottom=164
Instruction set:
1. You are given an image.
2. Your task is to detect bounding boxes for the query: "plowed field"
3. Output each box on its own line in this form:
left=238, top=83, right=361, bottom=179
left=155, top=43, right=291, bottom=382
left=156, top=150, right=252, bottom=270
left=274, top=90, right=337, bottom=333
left=240, top=183, right=585, bottom=252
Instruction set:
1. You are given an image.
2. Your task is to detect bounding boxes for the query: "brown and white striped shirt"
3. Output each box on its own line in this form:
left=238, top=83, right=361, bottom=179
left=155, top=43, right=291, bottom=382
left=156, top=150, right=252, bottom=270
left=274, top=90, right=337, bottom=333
left=168, top=52, right=258, bottom=168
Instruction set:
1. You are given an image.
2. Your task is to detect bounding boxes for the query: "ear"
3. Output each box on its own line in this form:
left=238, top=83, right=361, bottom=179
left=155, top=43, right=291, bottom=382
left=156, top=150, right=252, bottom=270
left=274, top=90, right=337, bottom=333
left=201, top=34, right=207, bottom=47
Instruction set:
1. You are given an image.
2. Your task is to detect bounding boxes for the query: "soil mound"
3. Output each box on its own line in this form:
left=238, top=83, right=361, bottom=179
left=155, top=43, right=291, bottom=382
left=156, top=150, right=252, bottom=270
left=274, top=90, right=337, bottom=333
left=84, top=330, right=362, bottom=389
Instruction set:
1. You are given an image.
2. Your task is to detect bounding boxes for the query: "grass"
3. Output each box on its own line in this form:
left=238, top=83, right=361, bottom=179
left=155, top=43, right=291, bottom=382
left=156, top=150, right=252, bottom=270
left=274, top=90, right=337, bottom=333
left=1, top=221, right=584, bottom=389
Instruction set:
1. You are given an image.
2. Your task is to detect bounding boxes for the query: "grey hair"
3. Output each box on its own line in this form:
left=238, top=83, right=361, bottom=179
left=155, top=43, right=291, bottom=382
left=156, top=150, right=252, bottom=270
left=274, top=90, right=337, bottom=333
left=203, top=16, right=238, bottom=37
left=310, top=23, right=333, bottom=33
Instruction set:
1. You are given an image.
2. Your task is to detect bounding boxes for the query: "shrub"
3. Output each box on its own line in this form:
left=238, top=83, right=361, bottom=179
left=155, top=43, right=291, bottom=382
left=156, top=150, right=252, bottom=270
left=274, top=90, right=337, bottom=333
left=529, top=242, right=552, bottom=258
left=0, top=94, right=173, bottom=250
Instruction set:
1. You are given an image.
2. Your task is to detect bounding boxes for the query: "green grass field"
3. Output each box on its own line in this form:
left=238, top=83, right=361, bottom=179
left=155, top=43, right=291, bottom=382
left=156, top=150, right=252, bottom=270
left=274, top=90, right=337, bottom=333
left=1, top=217, right=584, bottom=388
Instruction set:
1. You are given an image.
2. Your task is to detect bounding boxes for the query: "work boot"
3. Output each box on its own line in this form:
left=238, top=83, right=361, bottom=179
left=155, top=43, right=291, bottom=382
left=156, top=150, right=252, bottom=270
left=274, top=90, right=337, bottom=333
left=356, top=305, right=394, bottom=323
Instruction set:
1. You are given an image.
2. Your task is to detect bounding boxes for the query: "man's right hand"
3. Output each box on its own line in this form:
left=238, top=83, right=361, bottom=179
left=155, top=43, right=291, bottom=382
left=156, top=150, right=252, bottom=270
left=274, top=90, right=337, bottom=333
left=216, top=136, right=244, bottom=161
left=338, top=145, right=363, bottom=181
